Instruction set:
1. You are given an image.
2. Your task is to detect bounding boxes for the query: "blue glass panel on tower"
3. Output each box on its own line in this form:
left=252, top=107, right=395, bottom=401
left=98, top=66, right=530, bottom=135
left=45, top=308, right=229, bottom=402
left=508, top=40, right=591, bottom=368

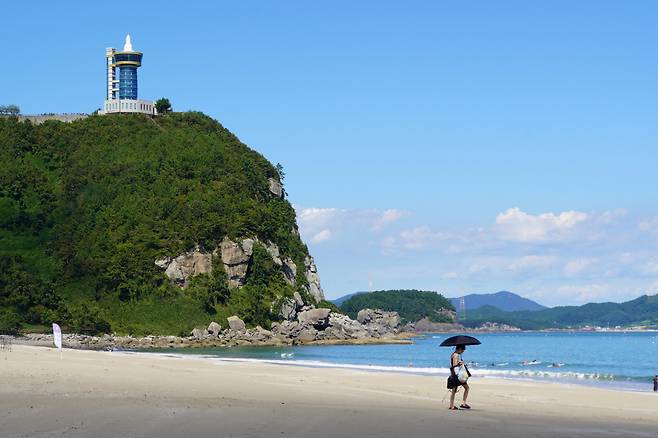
left=119, top=67, right=138, bottom=100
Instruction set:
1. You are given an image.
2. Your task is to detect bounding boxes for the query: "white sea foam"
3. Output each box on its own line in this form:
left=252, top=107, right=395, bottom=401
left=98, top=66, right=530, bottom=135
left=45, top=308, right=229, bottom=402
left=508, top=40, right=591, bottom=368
left=202, top=357, right=620, bottom=382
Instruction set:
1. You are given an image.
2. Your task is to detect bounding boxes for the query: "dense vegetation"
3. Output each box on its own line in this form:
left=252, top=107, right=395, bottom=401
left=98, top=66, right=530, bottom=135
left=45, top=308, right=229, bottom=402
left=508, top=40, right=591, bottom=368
left=461, top=294, right=658, bottom=329
left=340, top=290, right=455, bottom=324
left=0, top=112, right=313, bottom=335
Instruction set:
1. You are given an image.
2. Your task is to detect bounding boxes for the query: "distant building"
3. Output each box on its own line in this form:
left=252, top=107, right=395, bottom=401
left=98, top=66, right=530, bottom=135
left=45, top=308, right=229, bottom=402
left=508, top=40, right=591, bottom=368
left=100, top=35, right=156, bottom=115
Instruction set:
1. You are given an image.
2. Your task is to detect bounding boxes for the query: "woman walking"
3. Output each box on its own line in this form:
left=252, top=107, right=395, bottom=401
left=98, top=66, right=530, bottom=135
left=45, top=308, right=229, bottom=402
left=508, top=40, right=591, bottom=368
left=448, top=345, right=471, bottom=410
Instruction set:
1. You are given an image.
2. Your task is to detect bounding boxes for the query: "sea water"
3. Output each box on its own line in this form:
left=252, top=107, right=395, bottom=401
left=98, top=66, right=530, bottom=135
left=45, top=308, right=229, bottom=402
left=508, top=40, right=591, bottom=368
left=146, top=332, right=658, bottom=391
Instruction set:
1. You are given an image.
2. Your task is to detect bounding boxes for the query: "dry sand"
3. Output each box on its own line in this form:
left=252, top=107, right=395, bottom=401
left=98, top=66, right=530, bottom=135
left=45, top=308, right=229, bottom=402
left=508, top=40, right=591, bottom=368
left=1, top=345, right=657, bottom=437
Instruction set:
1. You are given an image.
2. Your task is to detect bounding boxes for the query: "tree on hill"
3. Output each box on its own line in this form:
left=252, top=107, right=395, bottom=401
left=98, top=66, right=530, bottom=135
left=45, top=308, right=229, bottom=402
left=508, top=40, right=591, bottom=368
left=0, top=104, right=20, bottom=115
left=155, top=98, right=172, bottom=114
left=340, top=290, right=455, bottom=324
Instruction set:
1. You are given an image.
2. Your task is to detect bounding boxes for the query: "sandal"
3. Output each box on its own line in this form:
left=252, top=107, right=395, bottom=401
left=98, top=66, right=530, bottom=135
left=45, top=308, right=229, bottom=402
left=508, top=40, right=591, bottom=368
left=448, top=406, right=459, bottom=410
left=460, top=404, right=471, bottom=409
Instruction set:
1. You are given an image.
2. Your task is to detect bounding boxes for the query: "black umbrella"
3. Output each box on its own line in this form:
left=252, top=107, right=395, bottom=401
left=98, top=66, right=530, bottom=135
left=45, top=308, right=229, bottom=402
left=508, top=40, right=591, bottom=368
left=439, top=335, right=481, bottom=347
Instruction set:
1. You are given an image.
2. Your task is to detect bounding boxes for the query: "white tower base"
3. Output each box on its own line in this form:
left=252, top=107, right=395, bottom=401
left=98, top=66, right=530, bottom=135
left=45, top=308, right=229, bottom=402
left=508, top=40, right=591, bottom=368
left=100, top=99, right=157, bottom=116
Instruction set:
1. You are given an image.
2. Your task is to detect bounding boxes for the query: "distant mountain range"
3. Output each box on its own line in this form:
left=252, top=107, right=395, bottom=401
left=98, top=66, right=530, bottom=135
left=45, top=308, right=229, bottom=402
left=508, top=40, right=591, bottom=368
left=450, top=291, right=547, bottom=312
left=332, top=292, right=367, bottom=307
left=332, top=289, right=658, bottom=330
left=462, top=294, right=658, bottom=329
left=334, top=290, right=545, bottom=313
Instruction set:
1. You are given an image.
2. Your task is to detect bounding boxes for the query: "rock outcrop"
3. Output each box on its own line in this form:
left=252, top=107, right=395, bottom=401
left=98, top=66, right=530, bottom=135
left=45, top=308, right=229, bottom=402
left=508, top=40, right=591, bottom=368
left=219, top=238, right=254, bottom=287
left=357, top=309, right=401, bottom=331
left=155, top=238, right=325, bottom=303
left=268, top=177, right=283, bottom=198
left=154, top=246, right=212, bottom=288
left=282, top=259, right=297, bottom=285
left=304, top=256, right=325, bottom=301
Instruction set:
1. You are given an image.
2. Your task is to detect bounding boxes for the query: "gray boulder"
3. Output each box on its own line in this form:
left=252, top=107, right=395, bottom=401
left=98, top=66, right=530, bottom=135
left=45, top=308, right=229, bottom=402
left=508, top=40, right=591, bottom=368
left=227, top=315, right=246, bottom=332
left=191, top=328, right=206, bottom=339
left=329, top=313, right=370, bottom=339
left=293, top=291, right=305, bottom=308
left=252, top=326, right=272, bottom=341
left=297, top=328, right=318, bottom=342
left=297, top=308, right=331, bottom=329
left=271, top=320, right=304, bottom=338
left=207, top=321, right=222, bottom=336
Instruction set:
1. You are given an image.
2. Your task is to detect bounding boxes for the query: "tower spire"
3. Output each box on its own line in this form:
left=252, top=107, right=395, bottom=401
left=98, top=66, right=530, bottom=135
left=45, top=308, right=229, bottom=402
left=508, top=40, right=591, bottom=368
left=123, top=34, right=133, bottom=52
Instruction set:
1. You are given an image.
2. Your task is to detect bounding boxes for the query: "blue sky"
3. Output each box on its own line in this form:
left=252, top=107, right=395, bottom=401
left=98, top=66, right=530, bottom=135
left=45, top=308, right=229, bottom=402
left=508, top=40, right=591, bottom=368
left=4, top=1, right=658, bottom=305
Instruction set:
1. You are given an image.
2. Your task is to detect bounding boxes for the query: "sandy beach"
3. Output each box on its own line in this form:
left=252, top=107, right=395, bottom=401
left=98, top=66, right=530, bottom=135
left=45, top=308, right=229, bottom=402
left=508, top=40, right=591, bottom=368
left=1, top=345, right=657, bottom=438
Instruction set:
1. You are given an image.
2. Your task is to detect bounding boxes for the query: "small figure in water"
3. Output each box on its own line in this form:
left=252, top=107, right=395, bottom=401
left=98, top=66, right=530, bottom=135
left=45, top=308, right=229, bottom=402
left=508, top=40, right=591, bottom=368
left=653, top=375, right=658, bottom=392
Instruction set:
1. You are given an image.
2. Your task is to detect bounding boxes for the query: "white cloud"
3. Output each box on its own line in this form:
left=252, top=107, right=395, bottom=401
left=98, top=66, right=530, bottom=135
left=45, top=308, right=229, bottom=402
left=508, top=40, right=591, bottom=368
left=296, top=206, right=410, bottom=246
left=397, top=226, right=449, bottom=250
left=639, top=215, right=658, bottom=235
left=371, top=209, right=409, bottom=231
left=295, top=207, right=340, bottom=244
left=640, top=260, right=658, bottom=275
left=299, top=203, right=658, bottom=305
left=463, top=255, right=557, bottom=277
left=495, top=207, right=588, bottom=243
left=598, top=208, right=627, bottom=224
left=310, top=229, right=332, bottom=243
left=563, top=258, right=597, bottom=277
left=552, top=283, right=618, bottom=304
left=506, top=255, right=558, bottom=271
left=296, top=207, right=339, bottom=230
left=647, top=281, right=658, bottom=294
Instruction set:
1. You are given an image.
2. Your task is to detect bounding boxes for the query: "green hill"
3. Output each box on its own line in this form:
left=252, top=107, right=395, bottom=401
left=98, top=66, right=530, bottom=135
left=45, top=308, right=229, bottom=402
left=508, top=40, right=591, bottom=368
left=339, top=290, right=455, bottom=324
left=461, top=295, right=658, bottom=329
left=0, top=112, right=322, bottom=336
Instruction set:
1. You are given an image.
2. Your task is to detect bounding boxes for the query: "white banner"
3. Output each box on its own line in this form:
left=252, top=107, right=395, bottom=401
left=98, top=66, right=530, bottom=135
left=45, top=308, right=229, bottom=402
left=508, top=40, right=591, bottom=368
left=52, top=323, right=62, bottom=350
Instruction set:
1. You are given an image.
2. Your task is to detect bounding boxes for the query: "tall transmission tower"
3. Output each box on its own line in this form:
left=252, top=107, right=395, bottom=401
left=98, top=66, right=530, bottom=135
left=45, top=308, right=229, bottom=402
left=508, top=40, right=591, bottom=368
left=459, top=296, right=466, bottom=321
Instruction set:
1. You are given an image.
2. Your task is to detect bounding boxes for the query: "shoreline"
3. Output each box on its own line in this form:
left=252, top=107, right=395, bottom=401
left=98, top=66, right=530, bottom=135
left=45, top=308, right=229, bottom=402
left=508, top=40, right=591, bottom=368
left=2, top=345, right=658, bottom=438
left=9, top=330, right=414, bottom=351
left=121, top=347, right=656, bottom=394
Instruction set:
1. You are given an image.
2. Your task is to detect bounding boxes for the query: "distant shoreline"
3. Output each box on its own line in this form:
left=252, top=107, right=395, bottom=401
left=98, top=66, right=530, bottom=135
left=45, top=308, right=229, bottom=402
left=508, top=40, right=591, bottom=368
left=416, top=327, right=658, bottom=334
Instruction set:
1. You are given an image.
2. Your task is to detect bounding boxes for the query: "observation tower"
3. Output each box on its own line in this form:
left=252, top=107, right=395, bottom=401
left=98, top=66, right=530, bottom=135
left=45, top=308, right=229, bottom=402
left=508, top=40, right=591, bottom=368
left=100, top=35, right=156, bottom=115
